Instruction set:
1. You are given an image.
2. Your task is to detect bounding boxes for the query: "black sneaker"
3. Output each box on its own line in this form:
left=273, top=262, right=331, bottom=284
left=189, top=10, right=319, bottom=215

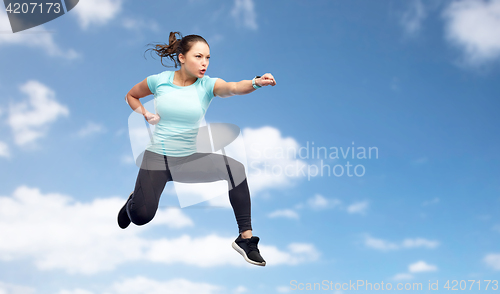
left=232, top=234, right=266, bottom=266
left=117, top=192, right=133, bottom=229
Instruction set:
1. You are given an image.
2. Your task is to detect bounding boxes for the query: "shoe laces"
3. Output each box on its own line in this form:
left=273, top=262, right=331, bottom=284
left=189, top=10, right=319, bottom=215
left=247, top=239, right=260, bottom=253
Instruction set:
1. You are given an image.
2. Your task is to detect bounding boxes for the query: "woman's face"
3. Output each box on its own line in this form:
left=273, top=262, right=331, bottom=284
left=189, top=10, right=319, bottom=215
left=180, top=41, right=210, bottom=78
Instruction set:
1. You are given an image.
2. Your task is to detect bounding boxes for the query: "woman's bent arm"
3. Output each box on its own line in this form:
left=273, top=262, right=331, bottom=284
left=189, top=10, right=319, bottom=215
left=126, top=78, right=152, bottom=115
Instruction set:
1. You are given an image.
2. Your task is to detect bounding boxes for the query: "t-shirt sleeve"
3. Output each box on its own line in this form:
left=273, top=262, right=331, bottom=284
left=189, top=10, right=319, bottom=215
left=203, top=75, right=219, bottom=101
left=147, top=73, right=161, bottom=95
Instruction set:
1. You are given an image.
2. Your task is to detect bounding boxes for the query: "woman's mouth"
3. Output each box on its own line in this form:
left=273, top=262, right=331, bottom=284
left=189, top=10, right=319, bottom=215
left=200, top=69, right=206, bottom=74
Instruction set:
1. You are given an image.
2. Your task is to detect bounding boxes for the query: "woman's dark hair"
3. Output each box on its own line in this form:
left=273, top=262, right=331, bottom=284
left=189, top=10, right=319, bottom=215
left=144, top=32, right=209, bottom=68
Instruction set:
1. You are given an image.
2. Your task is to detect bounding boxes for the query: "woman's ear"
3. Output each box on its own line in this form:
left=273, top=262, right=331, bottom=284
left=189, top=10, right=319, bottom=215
left=178, top=53, right=185, bottom=64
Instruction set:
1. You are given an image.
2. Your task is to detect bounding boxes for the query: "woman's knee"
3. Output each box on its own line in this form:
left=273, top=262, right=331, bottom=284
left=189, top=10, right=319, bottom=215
left=128, top=204, right=156, bottom=226
left=226, top=157, right=247, bottom=185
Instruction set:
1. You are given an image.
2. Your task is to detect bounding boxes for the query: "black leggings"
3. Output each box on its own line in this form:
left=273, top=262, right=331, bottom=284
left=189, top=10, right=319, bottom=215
left=126, top=150, right=252, bottom=233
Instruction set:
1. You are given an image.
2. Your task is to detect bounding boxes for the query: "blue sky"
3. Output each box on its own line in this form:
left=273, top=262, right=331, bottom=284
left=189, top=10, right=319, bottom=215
left=1, top=0, right=500, bottom=293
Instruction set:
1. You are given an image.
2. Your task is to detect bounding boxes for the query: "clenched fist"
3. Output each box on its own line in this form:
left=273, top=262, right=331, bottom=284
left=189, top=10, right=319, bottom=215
left=144, top=111, right=160, bottom=125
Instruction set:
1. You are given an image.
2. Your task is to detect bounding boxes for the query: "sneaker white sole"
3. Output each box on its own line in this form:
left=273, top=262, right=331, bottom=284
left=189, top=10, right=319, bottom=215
left=232, top=241, right=266, bottom=266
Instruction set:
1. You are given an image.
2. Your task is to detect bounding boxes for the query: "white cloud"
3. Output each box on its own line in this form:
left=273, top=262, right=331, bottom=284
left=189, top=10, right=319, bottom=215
left=408, top=260, right=438, bottom=273
left=0, top=281, right=35, bottom=294
left=400, top=0, right=427, bottom=35
left=391, top=273, right=414, bottom=281
left=0, top=186, right=319, bottom=273
left=364, top=235, right=399, bottom=251
left=147, top=234, right=320, bottom=267
left=121, top=17, right=159, bottom=32
left=152, top=207, right=194, bottom=229
left=72, top=0, right=123, bottom=30
left=108, top=276, right=221, bottom=294
left=277, top=286, right=291, bottom=293
left=77, top=121, right=106, bottom=137
left=347, top=201, right=369, bottom=215
left=0, top=186, right=192, bottom=274
left=0, top=10, right=79, bottom=59
left=268, top=209, right=299, bottom=219
left=307, top=194, right=341, bottom=210
left=242, top=126, right=308, bottom=193
left=7, top=80, right=69, bottom=146
left=233, top=285, right=248, bottom=293
left=401, top=238, right=439, bottom=249
left=0, top=141, right=9, bottom=158
left=231, top=0, right=258, bottom=30
left=483, top=253, right=500, bottom=270
left=308, top=194, right=328, bottom=208
left=58, top=289, right=94, bottom=294
left=263, top=243, right=321, bottom=266
left=442, top=0, right=500, bottom=66
left=266, top=194, right=343, bottom=221
left=365, top=235, right=439, bottom=251
left=54, top=277, right=229, bottom=294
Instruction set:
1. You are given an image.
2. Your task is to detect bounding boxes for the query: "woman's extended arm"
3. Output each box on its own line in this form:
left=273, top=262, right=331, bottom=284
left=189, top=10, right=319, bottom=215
left=213, top=73, right=277, bottom=98
left=126, top=78, right=160, bottom=124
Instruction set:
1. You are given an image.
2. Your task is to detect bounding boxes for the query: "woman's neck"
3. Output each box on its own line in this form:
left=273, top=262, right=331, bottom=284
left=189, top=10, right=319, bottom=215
left=174, top=68, right=197, bottom=87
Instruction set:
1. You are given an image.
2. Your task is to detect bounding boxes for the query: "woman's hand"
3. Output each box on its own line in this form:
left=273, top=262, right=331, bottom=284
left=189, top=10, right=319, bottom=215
left=144, top=111, right=160, bottom=125
left=256, top=73, right=277, bottom=87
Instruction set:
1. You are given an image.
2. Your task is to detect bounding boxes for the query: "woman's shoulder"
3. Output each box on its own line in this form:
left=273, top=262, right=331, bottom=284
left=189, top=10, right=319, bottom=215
left=148, top=70, right=173, bottom=82
left=159, top=70, right=174, bottom=77
left=198, top=75, right=218, bottom=88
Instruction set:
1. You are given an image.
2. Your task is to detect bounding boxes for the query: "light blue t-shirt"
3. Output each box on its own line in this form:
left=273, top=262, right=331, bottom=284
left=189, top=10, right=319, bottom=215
left=145, top=70, right=218, bottom=157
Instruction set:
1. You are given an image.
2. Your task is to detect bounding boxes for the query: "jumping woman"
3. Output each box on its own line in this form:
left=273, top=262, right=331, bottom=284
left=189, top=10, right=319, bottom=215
left=117, top=32, right=276, bottom=266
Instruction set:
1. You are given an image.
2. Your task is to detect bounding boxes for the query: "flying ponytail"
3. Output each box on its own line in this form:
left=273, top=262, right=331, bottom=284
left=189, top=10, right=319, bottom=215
left=144, top=32, right=209, bottom=68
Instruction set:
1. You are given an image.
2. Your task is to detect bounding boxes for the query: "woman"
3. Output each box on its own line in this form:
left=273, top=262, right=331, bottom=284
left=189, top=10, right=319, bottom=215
left=117, top=32, right=276, bottom=267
